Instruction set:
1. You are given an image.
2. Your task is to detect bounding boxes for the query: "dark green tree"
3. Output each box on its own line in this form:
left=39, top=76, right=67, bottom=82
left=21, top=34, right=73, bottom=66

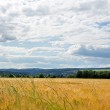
left=38, top=73, right=45, bottom=78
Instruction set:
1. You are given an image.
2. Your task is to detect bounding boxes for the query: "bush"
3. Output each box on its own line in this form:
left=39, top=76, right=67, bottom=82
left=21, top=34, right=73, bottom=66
left=38, top=73, right=45, bottom=78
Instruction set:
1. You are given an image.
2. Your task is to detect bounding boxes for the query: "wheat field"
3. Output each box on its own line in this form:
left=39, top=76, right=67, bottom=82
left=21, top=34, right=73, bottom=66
left=0, top=78, right=110, bottom=110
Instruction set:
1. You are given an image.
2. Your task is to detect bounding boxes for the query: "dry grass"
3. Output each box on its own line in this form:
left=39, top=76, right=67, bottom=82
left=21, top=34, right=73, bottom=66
left=0, top=78, right=110, bottom=110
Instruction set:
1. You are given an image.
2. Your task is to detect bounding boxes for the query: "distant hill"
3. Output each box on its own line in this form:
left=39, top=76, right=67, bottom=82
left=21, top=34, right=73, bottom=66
left=0, top=68, right=78, bottom=76
left=0, top=68, right=110, bottom=77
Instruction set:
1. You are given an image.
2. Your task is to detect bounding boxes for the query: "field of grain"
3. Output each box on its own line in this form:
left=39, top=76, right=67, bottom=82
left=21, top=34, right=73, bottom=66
left=0, top=78, right=110, bottom=110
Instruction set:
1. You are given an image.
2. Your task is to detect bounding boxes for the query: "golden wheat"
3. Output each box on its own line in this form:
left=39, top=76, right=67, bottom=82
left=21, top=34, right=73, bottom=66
left=0, top=78, right=110, bottom=110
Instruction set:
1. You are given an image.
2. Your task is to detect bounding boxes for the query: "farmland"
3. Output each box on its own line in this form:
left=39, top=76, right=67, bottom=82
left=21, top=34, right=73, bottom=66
left=0, top=78, right=110, bottom=110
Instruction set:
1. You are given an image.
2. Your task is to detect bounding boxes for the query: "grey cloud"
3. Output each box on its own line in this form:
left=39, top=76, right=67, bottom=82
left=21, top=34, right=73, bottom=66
left=80, top=0, right=107, bottom=10
left=8, top=12, right=20, bottom=17
left=0, top=7, right=7, bottom=13
left=0, top=22, right=14, bottom=32
left=23, top=6, right=50, bottom=16
left=0, top=35, right=16, bottom=42
left=71, top=0, right=108, bottom=14
left=71, top=45, right=110, bottom=58
left=0, top=17, right=16, bottom=42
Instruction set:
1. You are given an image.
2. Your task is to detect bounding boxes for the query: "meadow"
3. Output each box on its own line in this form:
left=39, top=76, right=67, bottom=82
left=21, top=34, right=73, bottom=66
left=0, top=78, right=110, bottom=110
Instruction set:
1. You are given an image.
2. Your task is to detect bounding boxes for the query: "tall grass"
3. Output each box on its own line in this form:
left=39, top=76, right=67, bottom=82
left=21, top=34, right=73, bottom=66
left=0, top=78, right=110, bottom=110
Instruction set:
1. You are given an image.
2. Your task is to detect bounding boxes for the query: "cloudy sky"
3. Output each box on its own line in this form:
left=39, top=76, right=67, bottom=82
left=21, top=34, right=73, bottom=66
left=0, top=0, right=110, bottom=69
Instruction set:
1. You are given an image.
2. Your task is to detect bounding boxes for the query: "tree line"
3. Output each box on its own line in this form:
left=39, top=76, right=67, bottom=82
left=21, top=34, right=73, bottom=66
left=76, top=70, right=110, bottom=79
left=0, top=70, right=110, bottom=78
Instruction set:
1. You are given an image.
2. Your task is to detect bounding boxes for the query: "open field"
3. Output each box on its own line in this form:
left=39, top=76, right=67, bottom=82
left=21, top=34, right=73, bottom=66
left=0, top=78, right=110, bottom=110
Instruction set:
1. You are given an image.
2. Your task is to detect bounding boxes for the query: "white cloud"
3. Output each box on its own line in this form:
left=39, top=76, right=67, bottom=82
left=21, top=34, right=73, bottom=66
left=0, top=0, right=110, bottom=68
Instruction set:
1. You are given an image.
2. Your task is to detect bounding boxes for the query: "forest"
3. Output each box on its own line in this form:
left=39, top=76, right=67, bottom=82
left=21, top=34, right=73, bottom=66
left=0, top=70, right=110, bottom=78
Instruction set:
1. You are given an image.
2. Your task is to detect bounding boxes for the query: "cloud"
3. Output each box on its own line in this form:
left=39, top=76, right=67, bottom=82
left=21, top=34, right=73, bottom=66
left=68, top=45, right=110, bottom=58
left=0, top=0, right=110, bottom=68
left=23, top=5, right=50, bottom=16
left=0, top=35, right=16, bottom=42
left=74, top=0, right=108, bottom=12
left=0, top=0, right=110, bottom=43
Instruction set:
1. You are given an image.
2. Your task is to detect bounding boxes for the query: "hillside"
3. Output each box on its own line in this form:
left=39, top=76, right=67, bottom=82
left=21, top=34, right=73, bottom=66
left=0, top=68, right=110, bottom=77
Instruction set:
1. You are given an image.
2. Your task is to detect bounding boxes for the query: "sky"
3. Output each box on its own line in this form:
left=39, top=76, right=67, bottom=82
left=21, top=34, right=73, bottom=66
left=0, top=0, right=110, bottom=69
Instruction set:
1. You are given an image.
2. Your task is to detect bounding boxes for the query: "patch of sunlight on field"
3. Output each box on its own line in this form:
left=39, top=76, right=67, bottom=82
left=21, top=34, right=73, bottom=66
left=0, top=78, right=110, bottom=110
